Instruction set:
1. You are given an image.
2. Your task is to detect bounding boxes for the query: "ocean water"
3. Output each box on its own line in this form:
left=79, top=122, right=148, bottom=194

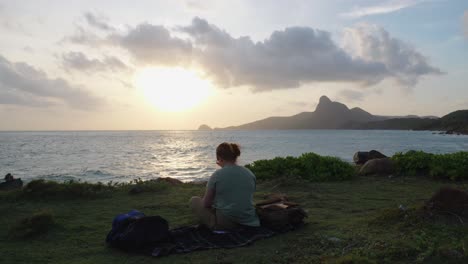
left=0, top=130, right=467, bottom=183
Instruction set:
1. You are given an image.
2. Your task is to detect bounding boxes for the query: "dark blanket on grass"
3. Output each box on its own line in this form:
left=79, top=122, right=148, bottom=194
left=150, top=225, right=277, bottom=257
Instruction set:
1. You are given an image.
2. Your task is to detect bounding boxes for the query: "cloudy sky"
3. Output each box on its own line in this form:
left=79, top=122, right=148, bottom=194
left=1, top=0, right=467, bottom=130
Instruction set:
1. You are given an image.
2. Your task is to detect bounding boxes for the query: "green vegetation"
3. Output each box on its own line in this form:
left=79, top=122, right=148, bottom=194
left=392, top=151, right=468, bottom=180
left=245, top=152, right=355, bottom=181
left=1, top=175, right=468, bottom=263
left=245, top=150, right=468, bottom=182
left=22, top=179, right=115, bottom=200
left=2, top=151, right=468, bottom=263
left=420, top=110, right=468, bottom=134
left=9, top=210, right=55, bottom=238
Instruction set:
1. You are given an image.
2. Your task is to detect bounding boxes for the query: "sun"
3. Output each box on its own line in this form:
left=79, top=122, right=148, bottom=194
left=134, top=67, right=213, bottom=112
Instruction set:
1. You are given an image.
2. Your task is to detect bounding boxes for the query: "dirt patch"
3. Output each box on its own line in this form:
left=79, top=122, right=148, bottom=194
left=425, top=187, right=468, bottom=224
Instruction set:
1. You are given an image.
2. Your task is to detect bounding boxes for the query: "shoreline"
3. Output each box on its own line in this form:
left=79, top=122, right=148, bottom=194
left=4, top=148, right=468, bottom=184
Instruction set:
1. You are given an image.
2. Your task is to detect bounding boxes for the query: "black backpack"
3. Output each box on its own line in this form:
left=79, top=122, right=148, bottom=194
left=106, top=213, right=171, bottom=252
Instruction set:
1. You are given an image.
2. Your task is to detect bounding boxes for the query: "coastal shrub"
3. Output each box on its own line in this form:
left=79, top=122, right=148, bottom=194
left=22, top=179, right=113, bottom=200
left=392, top=151, right=468, bottom=180
left=245, top=152, right=355, bottom=181
left=127, top=178, right=170, bottom=195
left=392, top=151, right=432, bottom=176
left=0, top=188, right=22, bottom=202
left=9, top=210, right=55, bottom=238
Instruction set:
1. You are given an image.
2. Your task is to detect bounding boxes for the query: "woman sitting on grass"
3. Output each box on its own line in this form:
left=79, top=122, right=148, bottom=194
left=190, top=142, right=260, bottom=230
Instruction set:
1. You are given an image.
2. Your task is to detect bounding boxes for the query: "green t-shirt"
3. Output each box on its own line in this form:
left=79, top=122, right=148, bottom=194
left=207, top=165, right=260, bottom=227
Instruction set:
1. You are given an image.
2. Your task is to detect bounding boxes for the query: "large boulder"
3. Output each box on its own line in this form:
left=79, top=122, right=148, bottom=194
left=353, top=152, right=369, bottom=165
left=353, top=150, right=387, bottom=165
left=359, top=158, right=394, bottom=176
left=425, top=187, right=468, bottom=217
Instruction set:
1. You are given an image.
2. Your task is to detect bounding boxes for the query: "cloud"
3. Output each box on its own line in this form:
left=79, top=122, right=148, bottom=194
left=0, top=89, right=55, bottom=107
left=60, top=12, right=114, bottom=45
left=185, top=0, right=208, bottom=10
left=0, top=55, right=102, bottom=109
left=118, top=79, right=134, bottom=89
left=464, top=10, right=468, bottom=38
left=61, top=51, right=128, bottom=72
left=23, top=46, right=34, bottom=53
left=108, top=23, right=192, bottom=65
left=62, top=26, right=104, bottom=46
left=337, top=89, right=365, bottom=102
left=180, top=17, right=390, bottom=91
left=1, top=20, right=28, bottom=34
left=66, top=17, right=441, bottom=91
left=84, top=12, right=115, bottom=31
left=341, top=0, right=424, bottom=18
left=344, top=24, right=443, bottom=86
left=61, top=12, right=115, bottom=45
left=0, top=4, right=30, bottom=35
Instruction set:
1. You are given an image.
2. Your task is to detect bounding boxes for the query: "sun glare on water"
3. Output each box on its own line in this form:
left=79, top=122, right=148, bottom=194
left=135, top=67, right=213, bottom=112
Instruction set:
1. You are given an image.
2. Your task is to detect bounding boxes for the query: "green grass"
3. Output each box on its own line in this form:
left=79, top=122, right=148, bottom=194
left=1, top=176, right=468, bottom=263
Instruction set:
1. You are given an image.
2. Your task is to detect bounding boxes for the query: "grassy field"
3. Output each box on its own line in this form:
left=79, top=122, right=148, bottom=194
left=1, top=176, right=468, bottom=264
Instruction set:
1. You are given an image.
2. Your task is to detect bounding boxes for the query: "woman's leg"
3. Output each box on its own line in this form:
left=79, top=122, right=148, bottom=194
left=189, top=196, right=239, bottom=230
left=215, top=211, right=238, bottom=230
left=189, top=196, right=216, bottom=229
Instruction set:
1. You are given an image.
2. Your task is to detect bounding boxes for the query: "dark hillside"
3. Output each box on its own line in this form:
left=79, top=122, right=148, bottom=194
left=422, top=110, right=468, bottom=134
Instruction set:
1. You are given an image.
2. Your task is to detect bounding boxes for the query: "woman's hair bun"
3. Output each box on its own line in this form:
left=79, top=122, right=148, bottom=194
left=216, top=142, right=241, bottom=161
left=230, top=143, right=241, bottom=157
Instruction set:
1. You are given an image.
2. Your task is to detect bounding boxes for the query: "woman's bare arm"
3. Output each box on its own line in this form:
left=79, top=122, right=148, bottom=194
left=202, top=188, right=215, bottom=208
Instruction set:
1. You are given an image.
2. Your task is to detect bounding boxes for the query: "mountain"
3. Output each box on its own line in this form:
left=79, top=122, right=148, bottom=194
left=199, top=95, right=467, bottom=132
left=420, top=110, right=468, bottom=134
left=351, top=110, right=468, bottom=134
left=216, top=96, right=386, bottom=130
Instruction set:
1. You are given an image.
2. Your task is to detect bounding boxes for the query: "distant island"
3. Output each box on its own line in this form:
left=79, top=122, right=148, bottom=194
left=199, top=95, right=468, bottom=134
left=198, top=124, right=212, bottom=130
